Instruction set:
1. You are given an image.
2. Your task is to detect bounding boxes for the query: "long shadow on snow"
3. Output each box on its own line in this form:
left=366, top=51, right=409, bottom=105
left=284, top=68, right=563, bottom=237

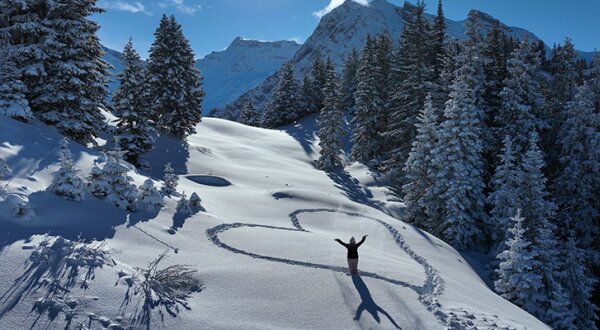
left=0, top=191, right=161, bottom=253
left=352, top=275, right=402, bottom=329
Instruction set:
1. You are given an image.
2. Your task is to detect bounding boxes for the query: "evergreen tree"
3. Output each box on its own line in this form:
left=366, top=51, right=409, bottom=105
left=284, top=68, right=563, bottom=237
left=496, top=39, right=545, bottom=154
left=238, top=100, right=261, bottom=127
left=306, top=54, right=327, bottom=113
left=49, top=138, right=85, bottom=201
left=161, top=162, right=178, bottom=196
left=0, top=46, right=32, bottom=122
left=402, top=94, right=439, bottom=230
left=351, top=35, right=382, bottom=163
left=518, top=132, right=556, bottom=238
left=316, top=58, right=345, bottom=171
left=113, top=39, right=155, bottom=164
left=340, top=48, right=360, bottom=110
left=262, top=62, right=302, bottom=128
left=146, top=15, right=204, bottom=138
left=427, top=48, right=487, bottom=249
left=586, top=51, right=600, bottom=113
left=88, top=149, right=138, bottom=211
left=487, top=136, right=520, bottom=255
left=0, top=0, right=49, bottom=113
left=382, top=1, right=434, bottom=182
left=430, top=0, right=446, bottom=81
left=554, top=83, right=600, bottom=248
left=0, top=156, right=11, bottom=195
left=138, top=179, right=164, bottom=207
left=560, top=233, right=599, bottom=329
left=34, top=0, right=110, bottom=144
left=495, top=210, right=542, bottom=310
left=484, top=21, right=510, bottom=131
left=543, top=39, right=578, bottom=178
left=176, top=191, right=192, bottom=216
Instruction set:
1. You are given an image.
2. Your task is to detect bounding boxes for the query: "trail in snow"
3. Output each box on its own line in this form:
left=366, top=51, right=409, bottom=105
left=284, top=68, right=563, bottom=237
left=206, top=208, right=491, bottom=329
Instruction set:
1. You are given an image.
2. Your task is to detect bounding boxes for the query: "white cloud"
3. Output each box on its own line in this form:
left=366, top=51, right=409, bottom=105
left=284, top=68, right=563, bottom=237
left=99, top=1, right=150, bottom=15
left=313, top=0, right=369, bottom=18
left=161, top=0, right=202, bottom=15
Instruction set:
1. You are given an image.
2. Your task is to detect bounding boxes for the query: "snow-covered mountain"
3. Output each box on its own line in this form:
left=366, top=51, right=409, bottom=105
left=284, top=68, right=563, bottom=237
left=212, top=0, right=595, bottom=120
left=0, top=115, right=550, bottom=329
left=197, top=37, right=300, bottom=113
left=101, top=38, right=299, bottom=113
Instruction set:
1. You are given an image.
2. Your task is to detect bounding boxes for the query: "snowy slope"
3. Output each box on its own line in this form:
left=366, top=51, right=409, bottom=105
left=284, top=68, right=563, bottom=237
left=197, top=37, right=300, bottom=114
left=214, top=0, right=594, bottom=120
left=0, top=116, right=549, bottom=329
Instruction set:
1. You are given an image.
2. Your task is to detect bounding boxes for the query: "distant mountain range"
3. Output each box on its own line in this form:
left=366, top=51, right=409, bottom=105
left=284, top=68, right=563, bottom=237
left=211, top=0, right=596, bottom=120
left=101, top=38, right=299, bottom=114
left=101, top=0, right=596, bottom=117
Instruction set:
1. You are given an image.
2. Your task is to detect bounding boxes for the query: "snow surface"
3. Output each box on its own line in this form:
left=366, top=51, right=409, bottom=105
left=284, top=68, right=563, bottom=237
left=0, top=116, right=549, bottom=329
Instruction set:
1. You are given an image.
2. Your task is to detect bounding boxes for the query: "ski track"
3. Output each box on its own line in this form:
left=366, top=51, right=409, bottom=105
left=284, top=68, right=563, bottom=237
left=206, top=208, right=492, bottom=329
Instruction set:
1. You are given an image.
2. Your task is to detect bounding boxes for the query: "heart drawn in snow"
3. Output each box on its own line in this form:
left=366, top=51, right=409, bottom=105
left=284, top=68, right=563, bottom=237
left=206, top=209, right=444, bottom=302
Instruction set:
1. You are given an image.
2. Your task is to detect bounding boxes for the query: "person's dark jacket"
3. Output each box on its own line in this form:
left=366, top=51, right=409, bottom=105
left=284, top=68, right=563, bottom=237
left=335, top=236, right=366, bottom=259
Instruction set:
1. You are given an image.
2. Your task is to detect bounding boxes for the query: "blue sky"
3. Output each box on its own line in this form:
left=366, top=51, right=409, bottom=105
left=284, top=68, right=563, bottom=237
left=93, top=0, right=600, bottom=59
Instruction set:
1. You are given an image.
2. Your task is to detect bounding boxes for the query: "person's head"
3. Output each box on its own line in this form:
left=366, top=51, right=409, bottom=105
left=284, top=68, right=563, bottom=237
left=350, top=236, right=356, bottom=244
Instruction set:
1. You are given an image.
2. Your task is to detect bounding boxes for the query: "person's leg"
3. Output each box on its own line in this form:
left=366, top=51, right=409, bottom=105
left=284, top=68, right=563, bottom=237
left=348, top=259, right=358, bottom=274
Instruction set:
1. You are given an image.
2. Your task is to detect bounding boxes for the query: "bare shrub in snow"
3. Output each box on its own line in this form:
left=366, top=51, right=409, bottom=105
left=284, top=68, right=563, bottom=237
left=129, top=251, right=202, bottom=313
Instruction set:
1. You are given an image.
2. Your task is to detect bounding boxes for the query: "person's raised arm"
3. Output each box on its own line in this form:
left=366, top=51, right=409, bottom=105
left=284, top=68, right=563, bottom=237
left=334, top=238, right=347, bottom=247
left=357, top=235, right=367, bottom=246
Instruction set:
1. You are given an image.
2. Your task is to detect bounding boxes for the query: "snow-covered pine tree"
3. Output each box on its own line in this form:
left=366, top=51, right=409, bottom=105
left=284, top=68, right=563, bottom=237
left=382, top=1, right=434, bottom=183
left=340, top=48, right=360, bottom=111
left=402, top=94, right=439, bottom=231
left=138, top=179, right=164, bottom=207
left=430, top=0, right=446, bottom=81
left=487, top=136, right=520, bottom=256
left=262, top=62, right=302, bottom=128
left=374, top=33, right=392, bottom=116
left=176, top=192, right=192, bottom=216
left=483, top=21, right=510, bottom=128
left=559, top=232, right=599, bottom=330
left=543, top=39, right=579, bottom=179
left=518, top=132, right=556, bottom=238
left=0, top=156, right=11, bottom=195
left=316, top=58, right=345, bottom=171
left=0, top=0, right=47, bottom=112
left=113, top=39, right=156, bottom=165
left=533, top=211, right=573, bottom=329
left=147, top=15, right=204, bottom=138
left=497, top=39, right=545, bottom=155
left=238, top=100, right=261, bottom=127
left=0, top=45, right=32, bottom=122
left=554, top=83, right=600, bottom=249
left=586, top=51, right=600, bottom=113
left=34, top=0, right=110, bottom=144
left=49, top=138, right=85, bottom=201
left=427, top=41, right=487, bottom=249
left=161, top=162, right=178, bottom=196
left=88, top=149, right=138, bottom=211
left=495, top=210, right=542, bottom=311
left=305, top=54, right=326, bottom=114
left=351, top=35, right=383, bottom=163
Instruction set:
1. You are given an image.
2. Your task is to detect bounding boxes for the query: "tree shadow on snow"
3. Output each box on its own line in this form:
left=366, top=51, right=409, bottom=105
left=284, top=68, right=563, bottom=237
left=281, top=114, right=318, bottom=156
left=352, top=275, right=402, bottom=329
left=140, top=134, right=190, bottom=180
left=326, top=168, right=386, bottom=211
